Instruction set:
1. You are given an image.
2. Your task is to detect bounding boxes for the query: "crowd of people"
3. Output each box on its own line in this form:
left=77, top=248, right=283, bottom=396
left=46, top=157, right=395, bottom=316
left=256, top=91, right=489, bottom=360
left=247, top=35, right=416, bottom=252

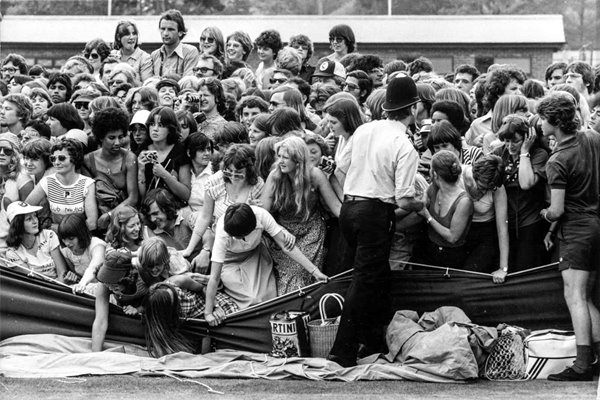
left=1, top=9, right=600, bottom=381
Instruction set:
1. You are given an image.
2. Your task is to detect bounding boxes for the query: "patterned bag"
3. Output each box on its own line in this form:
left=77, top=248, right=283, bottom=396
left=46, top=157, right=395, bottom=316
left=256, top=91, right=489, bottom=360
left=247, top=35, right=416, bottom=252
left=524, top=330, right=576, bottom=379
left=484, top=326, right=529, bottom=380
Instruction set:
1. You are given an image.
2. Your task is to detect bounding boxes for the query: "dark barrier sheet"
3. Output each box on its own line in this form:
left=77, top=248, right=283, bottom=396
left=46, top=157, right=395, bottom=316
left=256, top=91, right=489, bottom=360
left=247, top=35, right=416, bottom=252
left=0, top=265, right=572, bottom=353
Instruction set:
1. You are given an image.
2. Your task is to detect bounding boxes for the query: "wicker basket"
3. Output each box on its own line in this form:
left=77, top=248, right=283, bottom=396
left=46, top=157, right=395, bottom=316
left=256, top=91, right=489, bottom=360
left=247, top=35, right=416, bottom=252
left=308, top=293, right=344, bottom=358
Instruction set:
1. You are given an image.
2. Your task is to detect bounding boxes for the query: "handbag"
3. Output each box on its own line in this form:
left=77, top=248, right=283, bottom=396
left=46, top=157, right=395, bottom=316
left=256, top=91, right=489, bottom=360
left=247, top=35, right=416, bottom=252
left=308, top=293, right=344, bottom=359
left=524, top=329, right=576, bottom=379
left=484, top=325, right=529, bottom=380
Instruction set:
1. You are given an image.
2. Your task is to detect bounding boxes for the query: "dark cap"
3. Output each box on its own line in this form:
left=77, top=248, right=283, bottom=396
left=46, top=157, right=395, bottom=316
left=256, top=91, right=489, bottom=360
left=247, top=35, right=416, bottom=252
left=382, top=75, right=420, bottom=112
left=155, top=77, right=181, bottom=94
left=97, top=250, right=134, bottom=284
left=313, top=59, right=346, bottom=79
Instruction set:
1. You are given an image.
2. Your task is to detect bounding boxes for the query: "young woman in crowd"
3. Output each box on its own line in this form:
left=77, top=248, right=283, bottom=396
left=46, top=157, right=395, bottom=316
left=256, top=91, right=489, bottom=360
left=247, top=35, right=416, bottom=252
left=254, top=30, right=283, bottom=90
left=203, top=203, right=326, bottom=326
left=183, top=144, right=264, bottom=271
left=183, top=132, right=213, bottom=222
left=58, top=213, right=106, bottom=294
left=82, top=38, right=111, bottom=78
left=462, top=155, right=510, bottom=283
left=21, top=138, right=53, bottom=229
left=427, top=120, right=483, bottom=166
left=248, top=113, right=270, bottom=148
left=128, top=109, right=150, bottom=156
left=254, top=136, right=279, bottom=181
left=5, top=201, right=68, bottom=283
left=105, top=205, right=145, bottom=254
left=112, top=20, right=153, bottom=83
left=289, top=34, right=315, bottom=82
left=199, top=26, right=225, bottom=62
left=327, top=24, right=356, bottom=63
left=27, top=87, right=53, bottom=120
left=196, top=77, right=228, bottom=139
left=322, top=95, right=363, bottom=199
left=483, top=94, right=530, bottom=155
left=70, top=89, right=98, bottom=135
left=0, top=134, right=33, bottom=203
left=125, top=86, right=158, bottom=116
left=495, top=114, right=549, bottom=271
left=416, top=150, right=474, bottom=268
left=137, top=106, right=191, bottom=203
left=175, top=109, right=197, bottom=141
left=84, top=107, right=138, bottom=221
left=26, top=138, right=97, bottom=231
left=261, top=136, right=340, bottom=295
left=225, top=31, right=253, bottom=69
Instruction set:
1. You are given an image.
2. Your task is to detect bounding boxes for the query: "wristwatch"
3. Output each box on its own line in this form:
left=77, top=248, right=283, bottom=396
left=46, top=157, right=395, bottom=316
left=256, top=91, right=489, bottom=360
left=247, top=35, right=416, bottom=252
left=501, top=266, right=508, bottom=272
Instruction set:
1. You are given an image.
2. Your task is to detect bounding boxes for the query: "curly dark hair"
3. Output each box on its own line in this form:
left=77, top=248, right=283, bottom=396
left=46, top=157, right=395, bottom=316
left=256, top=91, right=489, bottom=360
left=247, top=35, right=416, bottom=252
left=348, top=54, right=383, bottom=74
left=407, top=57, right=433, bottom=77
left=254, top=29, right=283, bottom=56
left=484, top=67, right=526, bottom=111
left=200, top=77, right=227, bottom=116
left=47, top=73, right=73, bottom=102
left=50, top=138, right=85, bottom=170
left=92, top=107, right=130, bottom=142
left=289, top=34, right=314, bottom=64
left=83, top=38, right=111, bottom=62
left=454, top=64, right=480, bottom=81
left=235, top=95, right=269, bottom=121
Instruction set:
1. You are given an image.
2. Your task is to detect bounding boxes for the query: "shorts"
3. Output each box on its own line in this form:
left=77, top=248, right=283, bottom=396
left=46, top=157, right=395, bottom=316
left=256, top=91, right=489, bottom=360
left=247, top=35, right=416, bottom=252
left=556, top=217, right=600, bottom=271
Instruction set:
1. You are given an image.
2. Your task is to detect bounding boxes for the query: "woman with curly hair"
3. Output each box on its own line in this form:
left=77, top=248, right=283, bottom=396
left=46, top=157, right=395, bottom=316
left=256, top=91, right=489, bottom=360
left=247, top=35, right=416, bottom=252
left=82, top=38, right=111, bottom=77
left=84, top=107, right=138, bottom=222
left=327, top=24, right=356, bottom=63
left=289, top=34, right=315, bottom=82
left=26, top=138, right=97, bottom=231
left=254, top=30, right=283, bottom=90
left=196, top=77, right=227, bottom=139
left=199, top=26, right=225, bottom=62
left=466, top=67, right=526, bottom=147
left=260, top=136, right=340, bottom=295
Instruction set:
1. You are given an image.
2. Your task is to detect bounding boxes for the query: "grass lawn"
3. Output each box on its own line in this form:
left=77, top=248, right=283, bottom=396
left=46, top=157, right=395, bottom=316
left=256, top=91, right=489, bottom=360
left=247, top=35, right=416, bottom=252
left=0, top=376, right=597, bottom=400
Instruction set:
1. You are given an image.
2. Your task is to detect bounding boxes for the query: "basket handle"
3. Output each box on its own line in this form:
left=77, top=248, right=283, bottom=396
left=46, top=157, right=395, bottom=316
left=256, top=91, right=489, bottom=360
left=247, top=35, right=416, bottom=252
left=318, top=293, right=344, bottom=324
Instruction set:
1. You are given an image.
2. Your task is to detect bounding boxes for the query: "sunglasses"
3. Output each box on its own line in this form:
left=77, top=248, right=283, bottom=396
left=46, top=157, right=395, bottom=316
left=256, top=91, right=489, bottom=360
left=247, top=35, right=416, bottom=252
left=329, top=36, right=344, bottom=44
left=49, top=155, right=69, bottom=163
left=84, top=52, right=100, bottom=60
left=193, top=66, right=215, bottom=74
left=292, top=45, right=308, bottom=51
left=270, top=78, right=288, bottom=85
left=74, top=102, right=89, bottom=110
left=200, top=36, right=216, bottom=44
left=222, top=169, right=245, bottom=180
left=0, top=146, right=14, bottom=156
left=343, top=82, right=360, bottom=91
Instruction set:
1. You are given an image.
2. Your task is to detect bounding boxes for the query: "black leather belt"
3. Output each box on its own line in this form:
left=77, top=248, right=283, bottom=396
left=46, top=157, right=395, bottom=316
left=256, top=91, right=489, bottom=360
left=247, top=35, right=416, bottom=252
left=344, top=195, right=374, bottom=202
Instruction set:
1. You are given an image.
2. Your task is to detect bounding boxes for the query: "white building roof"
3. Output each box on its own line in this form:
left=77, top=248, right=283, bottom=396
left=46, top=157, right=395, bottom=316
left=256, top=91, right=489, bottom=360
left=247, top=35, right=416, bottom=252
left=0, top=14, right=565, bottom=45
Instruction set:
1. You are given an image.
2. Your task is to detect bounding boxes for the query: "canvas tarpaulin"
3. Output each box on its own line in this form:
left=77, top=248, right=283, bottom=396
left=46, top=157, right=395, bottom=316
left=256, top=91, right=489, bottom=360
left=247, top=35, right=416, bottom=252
left=0, top=264, right=572, bottom=354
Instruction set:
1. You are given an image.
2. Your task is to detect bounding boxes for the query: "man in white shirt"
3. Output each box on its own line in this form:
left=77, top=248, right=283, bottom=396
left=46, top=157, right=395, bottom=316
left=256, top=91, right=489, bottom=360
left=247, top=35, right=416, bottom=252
left=328, top=74, right=422, bottom=368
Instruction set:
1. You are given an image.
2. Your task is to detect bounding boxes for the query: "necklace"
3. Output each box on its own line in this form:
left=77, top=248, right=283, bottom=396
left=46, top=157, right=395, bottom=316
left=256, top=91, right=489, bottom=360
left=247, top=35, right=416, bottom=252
left=23, top=237, right=36, bottom=250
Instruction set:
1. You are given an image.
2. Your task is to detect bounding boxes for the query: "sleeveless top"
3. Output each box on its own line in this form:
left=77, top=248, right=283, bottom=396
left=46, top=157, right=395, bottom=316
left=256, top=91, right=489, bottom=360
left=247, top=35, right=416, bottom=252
left=426, top=184, right=472, bottom=248
left=85, top=150, right=128, bottom=192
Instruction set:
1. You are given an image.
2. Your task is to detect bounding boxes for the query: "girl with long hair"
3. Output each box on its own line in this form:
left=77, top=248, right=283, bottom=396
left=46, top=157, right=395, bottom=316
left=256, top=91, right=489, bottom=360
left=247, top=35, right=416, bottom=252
left=105, top=204, right=145, bottom=254
left=260, top=136, right=340, bottom=294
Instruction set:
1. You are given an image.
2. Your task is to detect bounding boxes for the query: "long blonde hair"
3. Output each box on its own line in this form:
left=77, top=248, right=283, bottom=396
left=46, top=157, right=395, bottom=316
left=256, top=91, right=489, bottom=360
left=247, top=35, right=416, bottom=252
left=270, top=136, right=312, bottom=221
